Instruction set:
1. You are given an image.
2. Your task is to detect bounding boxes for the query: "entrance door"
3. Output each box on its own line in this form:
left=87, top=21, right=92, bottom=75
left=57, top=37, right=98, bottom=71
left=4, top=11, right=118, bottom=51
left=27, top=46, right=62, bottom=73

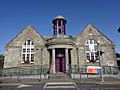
left=55, top=57, right=66, bottom=73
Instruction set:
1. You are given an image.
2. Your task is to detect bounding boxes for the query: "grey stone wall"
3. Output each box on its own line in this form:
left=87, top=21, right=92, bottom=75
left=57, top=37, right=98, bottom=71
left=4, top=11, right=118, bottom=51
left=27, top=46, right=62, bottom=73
left=4, top=24, right=117, bottom=70
left=75, top=24, right=117, bottom=67
left=4, top=25, right=49, bottom=68
left=4, top=47, right=21, bottom=68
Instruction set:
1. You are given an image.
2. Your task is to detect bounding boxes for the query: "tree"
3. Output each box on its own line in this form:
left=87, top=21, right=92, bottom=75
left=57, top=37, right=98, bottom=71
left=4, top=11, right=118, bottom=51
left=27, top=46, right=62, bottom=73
left=118, top=27, right=120, bottom=33
left=0, top=54, right=4, bottom=70
left=116, top=53, right=120, bottom=57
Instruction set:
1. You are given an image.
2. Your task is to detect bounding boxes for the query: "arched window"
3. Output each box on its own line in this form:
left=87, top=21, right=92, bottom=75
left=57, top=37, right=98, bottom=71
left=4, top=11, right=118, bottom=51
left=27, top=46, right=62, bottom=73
left=21, top=40, right=35, bottom=63
left=85, top=39, right=99, bottom=63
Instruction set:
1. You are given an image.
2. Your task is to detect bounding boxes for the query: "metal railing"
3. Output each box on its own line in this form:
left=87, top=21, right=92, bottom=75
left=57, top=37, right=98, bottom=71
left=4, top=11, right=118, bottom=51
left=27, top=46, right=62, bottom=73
left=70, top=65, right=120, bottom=75
left=0, top=65, right=120, bottom=78
left=1, top=65, right=49, bottom=78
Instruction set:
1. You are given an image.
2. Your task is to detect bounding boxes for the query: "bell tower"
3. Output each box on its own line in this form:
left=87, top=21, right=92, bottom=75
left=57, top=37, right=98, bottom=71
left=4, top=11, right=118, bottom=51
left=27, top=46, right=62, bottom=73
left=52, top=15, right=67, bottom=38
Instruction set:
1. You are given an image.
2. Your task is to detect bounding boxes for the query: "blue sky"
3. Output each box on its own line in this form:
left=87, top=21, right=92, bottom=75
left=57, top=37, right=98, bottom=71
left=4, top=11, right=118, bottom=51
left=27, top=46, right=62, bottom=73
left=0, top=0, right=120, bottom=54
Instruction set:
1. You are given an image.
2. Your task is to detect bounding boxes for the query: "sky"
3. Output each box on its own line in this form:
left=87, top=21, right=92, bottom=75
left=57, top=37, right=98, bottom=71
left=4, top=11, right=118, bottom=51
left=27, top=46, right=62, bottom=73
left=0, top=0, right=120, bottom=54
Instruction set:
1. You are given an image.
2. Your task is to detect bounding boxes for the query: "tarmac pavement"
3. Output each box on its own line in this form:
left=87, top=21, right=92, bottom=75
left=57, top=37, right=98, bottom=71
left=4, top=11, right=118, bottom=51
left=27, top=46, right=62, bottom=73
left=1, top=75, right=120, bottom=90
left=1, top=82, right=120, bottom=90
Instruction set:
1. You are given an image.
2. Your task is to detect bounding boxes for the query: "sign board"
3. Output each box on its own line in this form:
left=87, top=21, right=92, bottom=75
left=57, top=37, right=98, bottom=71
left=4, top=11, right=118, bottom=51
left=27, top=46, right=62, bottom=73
left=86, top=66, right=101, bottom=74
left=107, top=62, right=114, bottom=66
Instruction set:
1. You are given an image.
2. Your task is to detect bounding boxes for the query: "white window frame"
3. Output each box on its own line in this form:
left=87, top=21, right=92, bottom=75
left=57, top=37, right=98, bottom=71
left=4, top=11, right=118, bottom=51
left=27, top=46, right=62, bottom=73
left=85, top=39, right=99, bottom=63
left=21, top=40, right=35, bottom=64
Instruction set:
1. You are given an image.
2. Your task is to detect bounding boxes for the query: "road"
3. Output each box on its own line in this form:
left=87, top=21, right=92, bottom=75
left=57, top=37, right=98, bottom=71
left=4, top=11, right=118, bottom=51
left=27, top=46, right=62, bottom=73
left=1, top=82, right=120, bottom=90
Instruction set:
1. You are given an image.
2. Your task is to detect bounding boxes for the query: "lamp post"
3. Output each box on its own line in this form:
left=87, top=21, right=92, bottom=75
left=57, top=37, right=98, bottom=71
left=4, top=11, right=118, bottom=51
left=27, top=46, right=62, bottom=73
left=39, top=48, right=43, bottom=81
left=97, top=41, right=104, bottom=82
left=76, top=44, right=82, bottom=81
left=76, top=48, right=80, bottom=72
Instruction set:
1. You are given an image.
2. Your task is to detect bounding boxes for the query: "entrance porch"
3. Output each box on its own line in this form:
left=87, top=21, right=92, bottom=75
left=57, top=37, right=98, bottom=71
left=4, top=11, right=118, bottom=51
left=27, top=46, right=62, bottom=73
left=48, top=48, right=71, bottom=73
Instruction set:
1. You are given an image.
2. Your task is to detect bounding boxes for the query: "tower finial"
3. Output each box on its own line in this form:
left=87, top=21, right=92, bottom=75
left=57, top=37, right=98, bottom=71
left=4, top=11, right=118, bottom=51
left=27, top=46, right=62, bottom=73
left=54, top=15, right=65, bottom=19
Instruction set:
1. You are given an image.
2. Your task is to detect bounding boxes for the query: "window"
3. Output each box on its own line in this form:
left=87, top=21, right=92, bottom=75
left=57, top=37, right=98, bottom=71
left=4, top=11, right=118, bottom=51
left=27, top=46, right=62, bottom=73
left=21, top=40, right=35, bottom=64
left=58, top=29, right=61, bottom=34
left=85, top=40, right=99, bottom=62
left=58, top=21, right=61, bottom=26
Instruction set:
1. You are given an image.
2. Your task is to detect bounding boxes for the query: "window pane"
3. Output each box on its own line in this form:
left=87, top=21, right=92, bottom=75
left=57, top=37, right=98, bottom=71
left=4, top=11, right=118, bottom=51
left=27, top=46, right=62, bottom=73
left=86, top=53, right=90, bottom=60
left=86, top=40, right=89, bottom=44
left=31, top=54, right=34, bottom=62
left=91, top=52, right=94, bottom=56
left=94, top=40, right=97, bottom=44
left=23, top=41, right=26, bottom=45
left=94, top=45, right=98, bottom=51
left=58, top=21, right=61, bottom=26
left=23, top=49, right=26, bottom=52
left=91, top=56, right=94, bottom=60
left=31, top=41, right=34, bottom=45
left=90, top=40, right=93, bottom=44
left=27, top=40, right=30, bottom=45
left=27, top=49, right=30, bottom=53
left=96, top=56, right=99, bottom=60
left=86, top=45, right=89, bottom=51
left=27, top=54, right=30, bottom=60
left=86, top=53, right=89, bottom=56
left=95, top=52, right=99, bottom=60
left=31, top=49, right=34, bottom=52
left=22, top=54, right=25, bottom=61
left=58, top=29, right=61, bottom=34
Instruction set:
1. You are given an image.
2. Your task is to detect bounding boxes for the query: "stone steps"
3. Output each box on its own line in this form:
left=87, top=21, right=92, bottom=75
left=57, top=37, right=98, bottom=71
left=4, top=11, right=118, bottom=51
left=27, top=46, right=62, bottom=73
left=48, top=72, right=73, bottom=81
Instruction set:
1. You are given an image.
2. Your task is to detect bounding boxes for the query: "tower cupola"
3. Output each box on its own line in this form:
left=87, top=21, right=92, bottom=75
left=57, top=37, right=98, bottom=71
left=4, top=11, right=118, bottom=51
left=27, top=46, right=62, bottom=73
left=52, top=15, right=67, bottom=38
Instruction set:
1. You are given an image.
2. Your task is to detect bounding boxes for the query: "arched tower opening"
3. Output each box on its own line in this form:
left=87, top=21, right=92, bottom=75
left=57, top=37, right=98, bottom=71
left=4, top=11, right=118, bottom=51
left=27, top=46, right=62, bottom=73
left=52, top=15, right=67, bottom=38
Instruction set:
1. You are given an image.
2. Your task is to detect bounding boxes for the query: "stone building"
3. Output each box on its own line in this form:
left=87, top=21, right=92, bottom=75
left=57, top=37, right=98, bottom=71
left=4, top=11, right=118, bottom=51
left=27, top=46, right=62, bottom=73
left=4, top=15, right=117, bottom=74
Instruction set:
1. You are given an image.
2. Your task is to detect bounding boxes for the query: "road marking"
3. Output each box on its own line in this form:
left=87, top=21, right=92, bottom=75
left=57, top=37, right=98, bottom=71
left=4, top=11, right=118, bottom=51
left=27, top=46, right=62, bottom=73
left=46, top=86, right=75, bottom=88
left=17, top=84, right=33, bottom=88
left=43, top=82, right=79, bottom=90
left=73, top=82, right=80, bottom=90
left=47, top=82, right=74, bottom=85
left=43, top=83, right=47, bottom=90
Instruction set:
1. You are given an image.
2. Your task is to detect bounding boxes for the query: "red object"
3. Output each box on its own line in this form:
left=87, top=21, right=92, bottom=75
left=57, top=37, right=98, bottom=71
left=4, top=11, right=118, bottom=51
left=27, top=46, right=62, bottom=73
left=87, top=68, right=92, bottom=73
